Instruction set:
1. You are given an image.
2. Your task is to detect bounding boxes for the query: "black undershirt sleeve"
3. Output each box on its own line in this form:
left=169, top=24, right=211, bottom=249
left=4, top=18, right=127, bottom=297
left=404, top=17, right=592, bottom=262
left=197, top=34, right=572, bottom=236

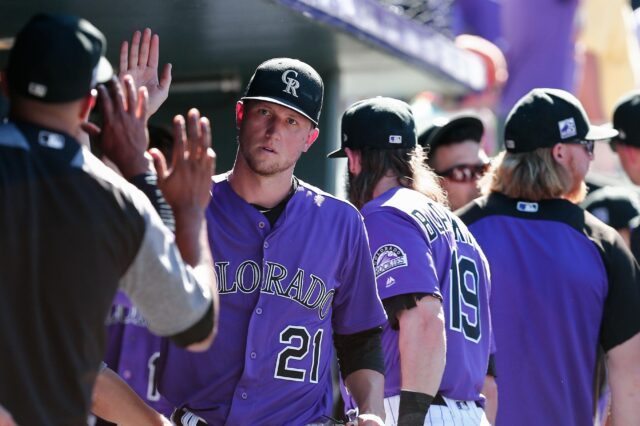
left=167, top=302, right=214, bottom=348
left=129, top=172, right=175, bottom=232
left=382, top=293, right=437, bottom=330
left=486, top=353, right=497, bottom=377
left=334, top=326, right=384, bottom=378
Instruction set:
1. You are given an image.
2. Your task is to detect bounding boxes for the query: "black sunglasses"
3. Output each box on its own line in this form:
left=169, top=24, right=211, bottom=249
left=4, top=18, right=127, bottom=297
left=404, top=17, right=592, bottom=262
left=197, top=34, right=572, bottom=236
left=436, top=162, right=490, bottom=183
left=565, top=139, right=595, bottom=155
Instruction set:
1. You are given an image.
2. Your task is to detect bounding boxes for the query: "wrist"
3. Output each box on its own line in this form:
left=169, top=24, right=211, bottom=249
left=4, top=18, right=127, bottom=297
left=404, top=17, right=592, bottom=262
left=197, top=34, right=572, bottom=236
left=115, top=153, right=154, bottom=179
left=398, top=390, right=433, bottom=426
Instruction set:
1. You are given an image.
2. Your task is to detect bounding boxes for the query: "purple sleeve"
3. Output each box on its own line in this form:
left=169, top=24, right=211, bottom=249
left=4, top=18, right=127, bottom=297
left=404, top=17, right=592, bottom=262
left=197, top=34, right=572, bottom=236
left=365, top=210, right=441, bottom=301
left=331, top=212, right=387, bottom=335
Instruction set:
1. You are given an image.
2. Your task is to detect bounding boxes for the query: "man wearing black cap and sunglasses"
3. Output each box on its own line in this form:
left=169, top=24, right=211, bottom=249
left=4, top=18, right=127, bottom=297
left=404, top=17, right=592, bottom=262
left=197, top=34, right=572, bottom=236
left=157, top=58, right=387, bottom=426
left=418, top=114, right=490, bottom=211
left=329, top=97, right=493, bottom=426
left=0, top=13, right=218, bottom=426
left=458, top=88, right=640, bottom=426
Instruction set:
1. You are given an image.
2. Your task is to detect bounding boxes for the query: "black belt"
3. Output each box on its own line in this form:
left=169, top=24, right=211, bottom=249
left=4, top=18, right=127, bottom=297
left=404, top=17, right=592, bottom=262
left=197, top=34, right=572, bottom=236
left=432, top=393, right=483, bottom=408
left=171, top=407, right=208, bottom=426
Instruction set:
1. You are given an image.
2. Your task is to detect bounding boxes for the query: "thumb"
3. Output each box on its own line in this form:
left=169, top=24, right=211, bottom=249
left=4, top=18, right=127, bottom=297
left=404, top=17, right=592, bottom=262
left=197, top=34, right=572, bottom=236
left=81, top=121, right=102, bottom=137
left=149, top=148, right=168, bottom=180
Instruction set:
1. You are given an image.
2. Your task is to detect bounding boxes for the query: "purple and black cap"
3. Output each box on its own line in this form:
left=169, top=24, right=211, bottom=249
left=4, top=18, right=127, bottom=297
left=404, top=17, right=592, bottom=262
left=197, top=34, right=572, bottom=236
left=504, top=88, right=617, bottom=153
left=241, top=57, right=324, bottom=126
left=328, top=96, right=416, bottom=158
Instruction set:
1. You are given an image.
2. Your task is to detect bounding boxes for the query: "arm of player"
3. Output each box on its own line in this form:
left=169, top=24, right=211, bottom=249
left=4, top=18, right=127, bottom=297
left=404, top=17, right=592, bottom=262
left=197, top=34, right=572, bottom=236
left=0, top=404, right=17, bottom=426
left=92, top=367, right=171, bottom=426
left=397, top=295, right=446, bottom=424
left=150, top=108, right=217, bottom=352
left=119, top=28, right=171, bottom=119
left=343, top=369, right=385, bottom=426
left=150, top=108, right=216, bottom=266
left=481, top=374, right=498, bottom=425
left=607, top=332, right=640, bottom=425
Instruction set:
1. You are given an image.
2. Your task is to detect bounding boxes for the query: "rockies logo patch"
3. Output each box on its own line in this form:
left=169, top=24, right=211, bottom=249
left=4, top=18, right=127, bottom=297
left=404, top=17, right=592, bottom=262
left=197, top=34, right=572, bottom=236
left=373, top=244, right=408, bottom=278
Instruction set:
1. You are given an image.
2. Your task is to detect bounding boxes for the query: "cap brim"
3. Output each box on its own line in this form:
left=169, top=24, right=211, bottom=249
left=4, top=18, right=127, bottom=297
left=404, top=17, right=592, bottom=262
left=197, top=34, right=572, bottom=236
left=327, top=147, right=346, bottom=158
left=241, top=96, right=318, bottom=125
left=94, top=56, right=114, bottom=86
left=585, top=124, right=618, bottom=141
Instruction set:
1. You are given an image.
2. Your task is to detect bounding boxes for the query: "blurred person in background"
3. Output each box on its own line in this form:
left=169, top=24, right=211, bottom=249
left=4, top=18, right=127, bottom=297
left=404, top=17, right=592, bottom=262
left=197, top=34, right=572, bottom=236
left=419, top=114, right=490, bottom=211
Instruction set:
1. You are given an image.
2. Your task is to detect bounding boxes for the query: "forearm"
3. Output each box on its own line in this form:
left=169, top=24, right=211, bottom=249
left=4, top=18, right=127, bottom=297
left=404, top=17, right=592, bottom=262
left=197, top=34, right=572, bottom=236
left=481, top=375, right=498, bottom=425
left=176, top=215, right=218, bottom=352
left=92, top=368, right=168, bottom=426
left=398, top=297, right=446, bottom=395
left=608, top=333, right=640, bottom=426
left=344, top=369, right=385, bottom=421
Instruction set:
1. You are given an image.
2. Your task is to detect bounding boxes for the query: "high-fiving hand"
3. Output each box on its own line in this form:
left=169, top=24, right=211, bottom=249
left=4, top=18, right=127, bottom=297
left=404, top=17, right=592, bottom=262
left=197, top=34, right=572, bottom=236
left=150, top=108, right=216, bottom=213
left=119, top=28, right=172, bottom=119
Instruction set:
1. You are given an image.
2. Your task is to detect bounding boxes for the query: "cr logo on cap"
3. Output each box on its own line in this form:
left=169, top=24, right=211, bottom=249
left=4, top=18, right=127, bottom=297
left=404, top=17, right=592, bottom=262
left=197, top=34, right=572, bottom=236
left=282, top=69, right=300, bottom=98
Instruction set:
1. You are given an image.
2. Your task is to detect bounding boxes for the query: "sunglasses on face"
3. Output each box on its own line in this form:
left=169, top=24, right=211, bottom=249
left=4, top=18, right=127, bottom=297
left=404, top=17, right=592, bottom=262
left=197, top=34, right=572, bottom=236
left=436, top=162, right=490, bottom=183
left=565, top=139, right=595, bottom=155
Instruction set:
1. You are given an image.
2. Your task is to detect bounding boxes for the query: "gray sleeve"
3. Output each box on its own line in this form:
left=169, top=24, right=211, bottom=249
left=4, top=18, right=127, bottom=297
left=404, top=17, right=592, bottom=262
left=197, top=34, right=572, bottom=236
left=118, top=189, right=212, bottom=337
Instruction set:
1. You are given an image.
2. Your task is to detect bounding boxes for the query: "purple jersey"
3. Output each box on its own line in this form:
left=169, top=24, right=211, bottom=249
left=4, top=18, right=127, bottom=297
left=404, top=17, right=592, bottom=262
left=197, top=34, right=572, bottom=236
left=158, top=174, right=386, bottom=425
left=458, top=193, right=640, bottom=426
left=359, top=187, right=492, bottom=402
left=102, top=292, right=173, bottom=418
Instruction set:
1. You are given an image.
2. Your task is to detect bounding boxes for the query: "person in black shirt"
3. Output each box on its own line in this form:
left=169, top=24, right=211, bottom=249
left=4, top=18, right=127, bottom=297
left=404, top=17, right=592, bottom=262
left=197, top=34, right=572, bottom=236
left=0, top=13, right=218, bottom=425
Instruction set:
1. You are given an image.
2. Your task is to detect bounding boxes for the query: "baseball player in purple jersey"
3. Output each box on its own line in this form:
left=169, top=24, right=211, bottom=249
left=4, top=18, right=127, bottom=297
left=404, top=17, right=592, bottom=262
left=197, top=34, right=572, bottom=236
left=458, top=88, right=640, bottom=426
left=329, top=97, right=492, bottom=426
left=157, top=58, right=388, bottom=426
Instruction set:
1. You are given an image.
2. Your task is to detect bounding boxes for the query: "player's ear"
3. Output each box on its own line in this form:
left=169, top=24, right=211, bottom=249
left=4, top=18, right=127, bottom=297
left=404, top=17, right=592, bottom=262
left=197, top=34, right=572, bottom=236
left=79, top=89, right=97, bottom=121
left=552, top=143, right=568, bottom=165
left=303, top=127, right=319, bottom=152
left=235, top=101, right=245, bottom=129
left=345, top=147, right=362, bottom=175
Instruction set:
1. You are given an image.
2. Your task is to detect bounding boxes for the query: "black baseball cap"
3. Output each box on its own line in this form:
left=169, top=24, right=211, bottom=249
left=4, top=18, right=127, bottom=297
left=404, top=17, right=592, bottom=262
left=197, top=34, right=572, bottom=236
left=612, top=90, right=640, bottom=147
left=327, top=97, right=416, bottom=158
left=418, top=113, right=484, bottom=150
left=583, top=186, right=640, bottom=230
left=241, top=58, right=323, bottom=126
left=504, top=88, right=617, bottom=153
left=6, top=13, right=113, bottom=103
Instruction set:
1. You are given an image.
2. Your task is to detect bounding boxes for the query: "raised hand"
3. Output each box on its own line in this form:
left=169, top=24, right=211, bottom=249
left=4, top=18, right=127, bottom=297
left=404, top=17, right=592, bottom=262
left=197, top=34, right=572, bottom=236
left=150, top=108, right=216, bottom=214
left=97, top=75, right=151, bottom=178
left=119, top=28, right=172, bottom=119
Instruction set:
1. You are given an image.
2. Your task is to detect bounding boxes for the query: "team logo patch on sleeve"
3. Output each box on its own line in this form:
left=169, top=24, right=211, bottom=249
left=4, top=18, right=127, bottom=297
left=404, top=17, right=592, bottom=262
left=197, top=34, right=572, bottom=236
left=373, top=244, right=408, bottom=278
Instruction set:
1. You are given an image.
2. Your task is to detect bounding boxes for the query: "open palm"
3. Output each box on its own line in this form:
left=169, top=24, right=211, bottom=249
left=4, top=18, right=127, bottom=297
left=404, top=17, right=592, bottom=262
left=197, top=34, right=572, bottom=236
left=119, top=28, right=172, bottom=119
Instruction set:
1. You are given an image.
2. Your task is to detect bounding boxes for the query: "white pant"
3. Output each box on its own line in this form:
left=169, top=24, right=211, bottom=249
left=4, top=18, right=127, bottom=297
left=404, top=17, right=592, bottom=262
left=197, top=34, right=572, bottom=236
left=383, top=394, right=491, bottom=426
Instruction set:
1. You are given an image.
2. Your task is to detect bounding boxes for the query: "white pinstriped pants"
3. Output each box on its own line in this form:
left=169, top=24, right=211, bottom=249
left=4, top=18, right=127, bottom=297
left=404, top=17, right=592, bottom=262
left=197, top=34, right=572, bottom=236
left=383, top=394, right=491, bottom=426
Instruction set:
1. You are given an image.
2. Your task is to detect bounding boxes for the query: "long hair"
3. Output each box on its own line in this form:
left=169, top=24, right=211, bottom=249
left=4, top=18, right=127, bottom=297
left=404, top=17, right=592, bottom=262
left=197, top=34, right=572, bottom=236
left=347, top=145, right=447, bottom=209
left=480, top=148, right=574, bottom=200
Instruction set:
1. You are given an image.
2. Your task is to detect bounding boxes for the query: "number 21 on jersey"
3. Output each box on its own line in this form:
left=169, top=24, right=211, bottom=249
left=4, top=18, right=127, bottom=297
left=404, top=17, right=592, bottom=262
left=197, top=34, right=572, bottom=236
left=274, top=325, right=323, bottom=383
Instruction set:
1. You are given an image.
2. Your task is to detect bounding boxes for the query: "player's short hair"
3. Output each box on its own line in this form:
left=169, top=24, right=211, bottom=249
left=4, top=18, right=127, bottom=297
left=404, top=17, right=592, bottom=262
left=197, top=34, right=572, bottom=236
left=347, top=145, right=447, bottom=209
left=480, top=148, right=573, bottom=200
